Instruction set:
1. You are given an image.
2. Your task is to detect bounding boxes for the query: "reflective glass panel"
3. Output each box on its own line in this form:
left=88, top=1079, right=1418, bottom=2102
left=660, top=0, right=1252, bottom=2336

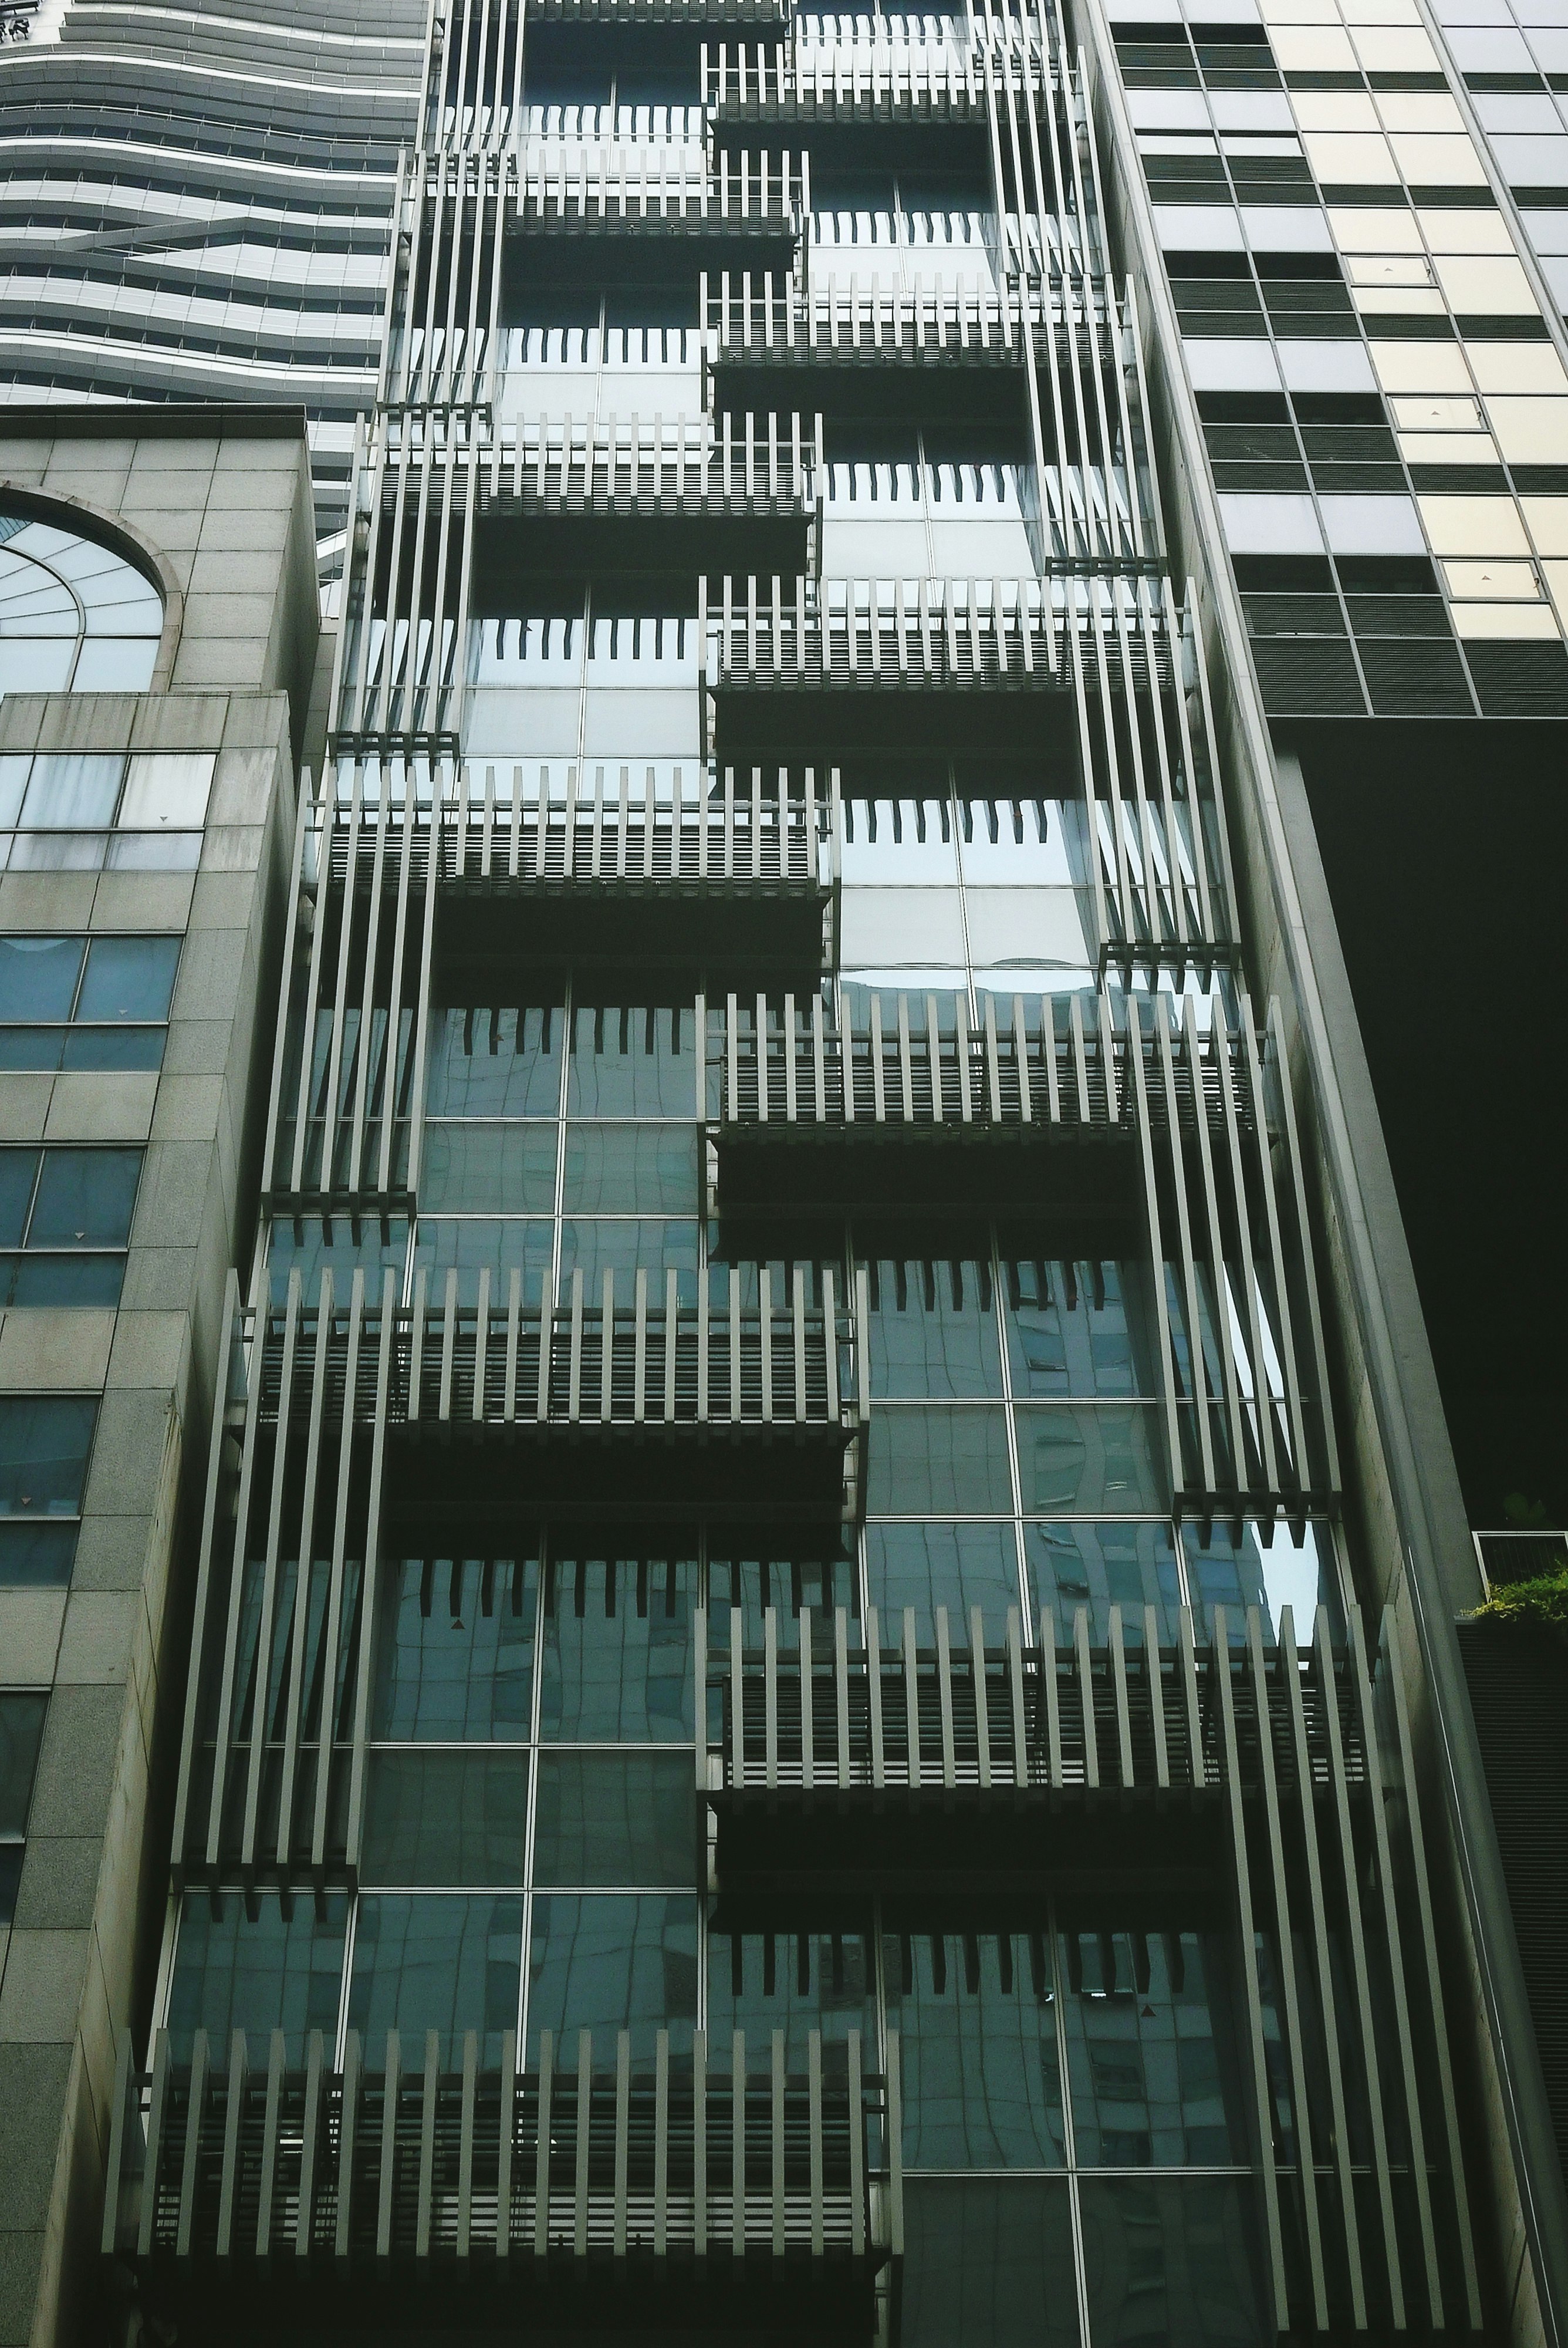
left=347, top=1894, right=524, bottom=2066
left=539, top=1550, right=698, bottom=1740
left=884, top=1925, right=1067, bottom=2167
left=166, top=1892, right=346, bottom=2062
left=532, top=1753, right=697, bottom=1887
left=527, top=1894, right=699, bottom=2062
left=373, top=1556, right=535, bottom=1740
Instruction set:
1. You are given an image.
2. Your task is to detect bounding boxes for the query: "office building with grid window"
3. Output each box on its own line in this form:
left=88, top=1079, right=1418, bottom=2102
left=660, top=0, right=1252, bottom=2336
left=0, top=0, right=1565, bottom=2343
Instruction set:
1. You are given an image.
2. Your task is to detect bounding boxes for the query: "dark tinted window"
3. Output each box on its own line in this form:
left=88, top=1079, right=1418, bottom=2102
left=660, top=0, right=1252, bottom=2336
left=0, top=1395, right=96, bottom=1516
left=76, top=935, right=180, bottom=1022
left=0, top=936, right=82, bottom=1021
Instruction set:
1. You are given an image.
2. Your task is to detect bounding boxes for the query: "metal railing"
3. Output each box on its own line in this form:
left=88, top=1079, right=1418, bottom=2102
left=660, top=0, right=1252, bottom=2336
left=475, top=410, right=820, bottom=515
left=709, top=986, right=1128, bottom=1132
left=1471, top=1528, right=1568, bottom=1597
left=104, top=2025, right=900, bottom=2272
left=703, top=1598, right=1366, bottom=1797
left=514, top=143, right=809, bottom=227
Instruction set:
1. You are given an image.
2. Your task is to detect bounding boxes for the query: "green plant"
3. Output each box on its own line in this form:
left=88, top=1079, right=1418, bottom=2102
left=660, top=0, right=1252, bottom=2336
left=1469, top=1563, right=1568, bottom=1642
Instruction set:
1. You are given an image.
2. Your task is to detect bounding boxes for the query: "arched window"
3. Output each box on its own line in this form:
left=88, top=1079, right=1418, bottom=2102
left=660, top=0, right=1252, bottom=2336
left=0, top=508, right=163, bottom=696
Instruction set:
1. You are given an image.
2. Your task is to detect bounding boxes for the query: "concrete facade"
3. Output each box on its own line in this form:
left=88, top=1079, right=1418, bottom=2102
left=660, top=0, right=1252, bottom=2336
left=0, top=412, right=314, bottom=2348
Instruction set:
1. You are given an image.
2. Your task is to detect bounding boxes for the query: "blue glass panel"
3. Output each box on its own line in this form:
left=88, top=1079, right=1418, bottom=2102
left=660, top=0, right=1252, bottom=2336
left=347, top=1894, right=523, bottom=2066
left=76, top=935, right=180, bottom=1023
left=866, top=1408, right=1013, bottom=1514
left=426, top=1004, right=565, bottom=1117
left=373, top=1556, right=535, bottom=1740
left=866, top=1520, right=1021, bottom=1641
left=0, top=936, right=81, bottom=1022
left=884, top=1927, right=1066, bottom=2168
left=901, top=2178, right=1079, bottom=2348
left=167, top=1892, right=347, bottom=2062
left=0, top=1395, right=95, bottom=1514
left=865, top=1251, right=1004, bottom=1398
left=567, top=1002, right=699, bottom=1116
left=708, top=1921, right=877, bottom=2070
left=527, top=1894, right=699, bottom=2063
left=1026, top=1523, right=1182, bottom=1645
left=533, top=1754, right=696, bottom=1887
left=539, top=1550, right=698, bottom=1740
left=1060, top=1929, right=1246, bottom=2165
left=561, top=1124, right=700, bottom=1213
left=1018, top=1406, right=1169, bottom=1513
left=361, top=1753, right=529, bottom=1887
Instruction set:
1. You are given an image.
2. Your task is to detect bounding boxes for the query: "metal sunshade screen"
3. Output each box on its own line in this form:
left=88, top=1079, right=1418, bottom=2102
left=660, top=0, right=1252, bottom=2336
left=104, top=2024, right=897, bottom=2279
left=1131, top=993, right=1339, bottom=1520
left=261, top=772, right=436, bottom=1220
left=170, top=1272, right=397, bottom=1892
left=699, top=1599, right=1481, bottom=2336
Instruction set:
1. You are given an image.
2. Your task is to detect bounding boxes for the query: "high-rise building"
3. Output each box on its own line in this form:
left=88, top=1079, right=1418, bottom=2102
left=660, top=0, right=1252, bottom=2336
left=0, top=0, right=425, bottom=552
left=0, top=0, right=1563, bottom=2342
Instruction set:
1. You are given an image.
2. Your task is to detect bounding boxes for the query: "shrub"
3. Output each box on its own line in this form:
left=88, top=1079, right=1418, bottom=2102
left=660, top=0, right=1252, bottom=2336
left=1468, top=1563, right=1568, bottom=1642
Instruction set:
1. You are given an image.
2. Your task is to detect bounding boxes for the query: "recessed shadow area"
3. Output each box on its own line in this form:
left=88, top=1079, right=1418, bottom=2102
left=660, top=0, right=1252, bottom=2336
left=1286, top=717, right=1568, bottom=1523
left=384, top=1433, right=853, bottom=1537
left=712, top=686, right=1082, bottom=763
left=715, top=1135, right=1143, bottom=1216
left=712, top=1802, right=1231, bottom=1900
left=710, top=354, right=1028, bottom=434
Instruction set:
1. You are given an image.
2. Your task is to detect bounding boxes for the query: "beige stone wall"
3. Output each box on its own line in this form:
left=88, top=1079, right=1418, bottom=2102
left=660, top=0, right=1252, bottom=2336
left=0, top=417, right=315, bottom=2348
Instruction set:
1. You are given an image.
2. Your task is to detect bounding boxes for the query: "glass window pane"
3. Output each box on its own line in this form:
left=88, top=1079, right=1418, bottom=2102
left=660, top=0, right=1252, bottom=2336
left=372, top=1556, right=535, bottom=1739
left=361, top=1752, right=529, bottom=1887
left=707, top=1919, right=878, bottom=2069
left=558, top=1218, right=700, bottom=1303
left=425, top=1004, right=565, bottom=1118
left=2, top=1256, right=126, bottom=1308
left=901, top=2178, right=1080, bottom=2348
left=539, top=1551, right=699, bottom=1740
left=1182, top=1521, right=1341, bottom=1643
left=884, top=1925, right=1066, bottom=2167
left=561, top=1124, right=700, bottom=1213
left=532, top=1753, right=696, bottom=1887
left=567, top=1002, right=699, bottom=1116
left=165, top=1892, right=347, bottom=2062
left=0, top=1396, right=96, bottom=1515
left=0, top=757, right=29, bottom=828
left=347, top=1894, right=523, bottom=2066
left=526, top=1893, right=699, bottom=2063
left=706, top=1537, right=859, bottom=1647
left=0, top=1028, right=65, bottom=1072
left=0, top=1691, right=48, bottom=1836
left=28, top=1148, right=141, bottom=1247
left=19, top=755, right=123, bottom=829
left=1018, top=1406, right=1170, bottom=1513
left=0, top=1151, right=38, bottom=1246
left=866, top=1520, right=1021, bottom=1641
left=0, top=935, right=82, bottom=1021
left=1061, top=1929, right=1247, bottom=2165
left=420, top=1122, right=558, bottom=1212
left=76, top=935, right=181, bottom=1023
left=268, top=1218, right=409, bottom=1311
left=59, top=1027, right=164, bottom=1072
left=1078, top=2178, right=1270, bottom=2348
left=1001, top=1251, right=1155, bottom=1398
left=119, top=752, right=214, bottom=828
left=0, top=1522, right=77, bottom=1586
left=414, top=1217, right=553, bottom=1307
left=865, top=1251, right=1004, bottom=1398
left=1026, top=1523, right=1183, bottom=1645
left=866, top=1408, right=1013, bottom=1513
